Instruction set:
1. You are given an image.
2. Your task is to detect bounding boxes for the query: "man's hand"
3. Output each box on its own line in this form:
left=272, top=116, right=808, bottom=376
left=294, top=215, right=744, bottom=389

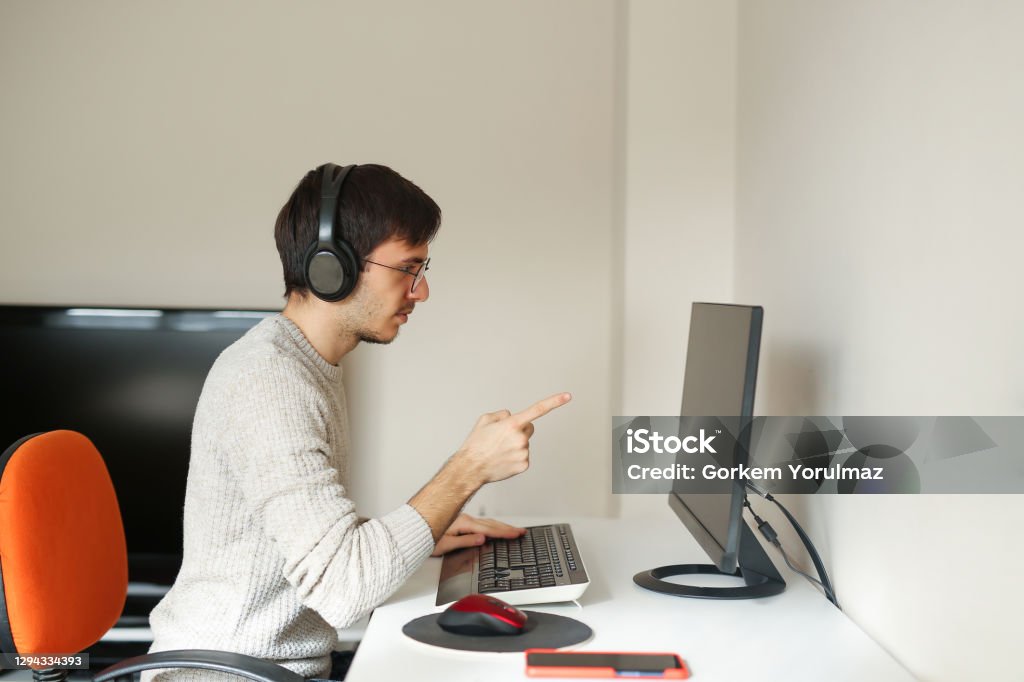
left=431, top=513, right=526, bottom=557
left=408, top=391, right=572, bottom=544
left=455, top=392, right=572, bottom=486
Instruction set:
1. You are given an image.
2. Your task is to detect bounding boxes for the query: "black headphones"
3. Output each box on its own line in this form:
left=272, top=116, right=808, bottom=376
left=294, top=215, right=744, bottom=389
left=303, top=163, right=360, bottom=302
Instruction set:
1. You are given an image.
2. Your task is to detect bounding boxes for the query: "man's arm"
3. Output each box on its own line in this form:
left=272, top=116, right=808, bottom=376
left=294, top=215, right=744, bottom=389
left=408, top=392, right=572, bottom=541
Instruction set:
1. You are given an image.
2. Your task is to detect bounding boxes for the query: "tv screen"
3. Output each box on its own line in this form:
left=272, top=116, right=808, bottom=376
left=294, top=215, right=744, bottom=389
left=0, top=305, right=273, bottom=584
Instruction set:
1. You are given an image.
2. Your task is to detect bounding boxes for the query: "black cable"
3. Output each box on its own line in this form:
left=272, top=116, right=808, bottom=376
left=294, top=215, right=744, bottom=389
left=775, top=543, right=827, bottom=592
left=741, top=495, right=837, bottom=606
left=767, top=495, right=839, bottom=608
left=743, top=484, right=840, bottom=608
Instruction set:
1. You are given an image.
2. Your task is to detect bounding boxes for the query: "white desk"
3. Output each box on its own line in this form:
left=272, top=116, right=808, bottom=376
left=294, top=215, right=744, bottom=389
left=346, top=517, right=915, bottom=681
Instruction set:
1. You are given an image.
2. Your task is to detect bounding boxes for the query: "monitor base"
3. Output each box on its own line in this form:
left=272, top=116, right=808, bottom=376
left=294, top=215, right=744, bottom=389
left=633, top=563, right=785, bottom=600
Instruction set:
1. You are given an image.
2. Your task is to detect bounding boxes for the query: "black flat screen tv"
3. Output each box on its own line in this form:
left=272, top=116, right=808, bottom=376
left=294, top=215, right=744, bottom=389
left=0, top=305, right=274, bottom=585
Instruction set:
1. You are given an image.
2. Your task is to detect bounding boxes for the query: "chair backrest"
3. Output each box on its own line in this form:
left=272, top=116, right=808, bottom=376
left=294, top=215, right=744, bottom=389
left=0, top=430, right=128, bottom=658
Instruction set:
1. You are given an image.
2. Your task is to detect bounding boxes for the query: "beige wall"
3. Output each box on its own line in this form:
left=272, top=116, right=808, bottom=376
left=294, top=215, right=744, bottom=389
left=616, top=0, right=737, bottom=518
left=0, top=0, right=616, bottom=518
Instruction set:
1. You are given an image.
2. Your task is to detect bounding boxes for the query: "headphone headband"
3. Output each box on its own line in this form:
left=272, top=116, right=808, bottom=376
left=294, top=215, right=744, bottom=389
left=318, top=163, right=355, bottom=248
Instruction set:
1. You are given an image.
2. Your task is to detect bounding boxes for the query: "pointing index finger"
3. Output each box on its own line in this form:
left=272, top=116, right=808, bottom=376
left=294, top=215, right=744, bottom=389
left=512, top=392, right=573, bottom=425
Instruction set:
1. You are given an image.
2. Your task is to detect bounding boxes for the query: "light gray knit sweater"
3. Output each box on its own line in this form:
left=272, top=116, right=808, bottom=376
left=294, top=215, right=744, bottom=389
left=143, top=315, right=435, bottom=681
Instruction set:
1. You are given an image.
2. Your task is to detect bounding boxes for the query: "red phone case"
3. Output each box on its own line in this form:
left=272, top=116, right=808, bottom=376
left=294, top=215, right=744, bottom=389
left=524, top=649, right=691, bottom=679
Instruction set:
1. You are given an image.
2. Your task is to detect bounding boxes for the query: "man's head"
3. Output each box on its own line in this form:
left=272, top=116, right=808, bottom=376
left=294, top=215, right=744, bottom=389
left=275, top=163, right=441, bottom=344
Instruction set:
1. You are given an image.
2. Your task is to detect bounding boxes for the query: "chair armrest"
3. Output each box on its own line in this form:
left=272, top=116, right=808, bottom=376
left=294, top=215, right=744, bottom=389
left=92, top=649, right=306, bottom=682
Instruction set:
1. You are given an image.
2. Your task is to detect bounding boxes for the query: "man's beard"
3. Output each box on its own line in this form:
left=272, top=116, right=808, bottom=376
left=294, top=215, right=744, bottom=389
left=357, top=328, right=398, bottom=345
left=344, top=284, right=400, bottom=346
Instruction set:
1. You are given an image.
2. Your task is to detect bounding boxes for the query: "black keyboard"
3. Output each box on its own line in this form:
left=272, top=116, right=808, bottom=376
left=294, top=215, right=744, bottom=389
left=436, top=523, right=590, bottom=606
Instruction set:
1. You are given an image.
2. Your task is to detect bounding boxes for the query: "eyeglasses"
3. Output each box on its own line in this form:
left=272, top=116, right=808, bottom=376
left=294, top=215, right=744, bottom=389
left=363, top=257, right=430, bottom=293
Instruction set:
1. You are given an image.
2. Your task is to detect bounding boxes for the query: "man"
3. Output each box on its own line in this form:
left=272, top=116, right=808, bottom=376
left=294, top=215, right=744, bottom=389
left=144, top=163, right=571, bottom=680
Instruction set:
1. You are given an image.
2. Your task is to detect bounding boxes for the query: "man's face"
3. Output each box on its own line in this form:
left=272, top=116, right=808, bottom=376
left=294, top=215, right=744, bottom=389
left=343, top=237, right=430, bottom=345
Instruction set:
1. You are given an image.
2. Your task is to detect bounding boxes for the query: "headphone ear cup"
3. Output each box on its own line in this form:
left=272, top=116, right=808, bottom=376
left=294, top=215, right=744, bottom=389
left=332, top=238, right=359, bottom=300
left=304, top=163, right=360, bottom=302
left=304, top=239, right=359, bottom=302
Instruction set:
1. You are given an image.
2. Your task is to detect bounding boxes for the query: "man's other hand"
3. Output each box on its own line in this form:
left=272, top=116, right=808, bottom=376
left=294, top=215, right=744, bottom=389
left=431, top=513, right=526, bottom=557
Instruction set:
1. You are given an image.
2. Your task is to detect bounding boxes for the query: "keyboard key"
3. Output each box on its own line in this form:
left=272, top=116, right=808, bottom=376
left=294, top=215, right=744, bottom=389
left=455, top=523, right=589, bottom=605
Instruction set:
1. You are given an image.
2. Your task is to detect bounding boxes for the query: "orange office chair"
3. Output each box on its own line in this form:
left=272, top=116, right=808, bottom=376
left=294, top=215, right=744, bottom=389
left=0, top=430, right=304, bottom=682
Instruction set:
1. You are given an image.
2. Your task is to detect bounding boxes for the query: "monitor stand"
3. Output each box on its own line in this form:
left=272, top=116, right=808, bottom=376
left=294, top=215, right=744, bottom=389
left=633, top=521, right=785, bottom=599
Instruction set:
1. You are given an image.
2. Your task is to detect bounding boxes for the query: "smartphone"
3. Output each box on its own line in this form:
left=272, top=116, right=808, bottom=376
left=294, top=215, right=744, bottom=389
left=525, top=649, right=690, bottom=679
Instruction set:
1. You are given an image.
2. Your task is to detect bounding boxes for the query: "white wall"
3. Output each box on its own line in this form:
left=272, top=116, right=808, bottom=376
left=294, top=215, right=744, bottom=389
left=0, top=0, right=616, bottom=518
left=617, top=1, right=1022, bottom=679
left=616, top=0, right=737, bottom=518
left=735, top=1, right=1024, bottom=679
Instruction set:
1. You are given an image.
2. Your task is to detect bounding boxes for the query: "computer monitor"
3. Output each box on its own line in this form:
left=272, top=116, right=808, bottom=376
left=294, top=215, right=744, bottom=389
left=0, top=304, right=273, bottom=585
left=633, top=302, right=785, bottom=599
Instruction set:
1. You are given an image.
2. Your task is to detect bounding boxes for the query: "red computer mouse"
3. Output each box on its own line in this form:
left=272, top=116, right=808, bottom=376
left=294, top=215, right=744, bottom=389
left=437, top=594, right=528, bottom=636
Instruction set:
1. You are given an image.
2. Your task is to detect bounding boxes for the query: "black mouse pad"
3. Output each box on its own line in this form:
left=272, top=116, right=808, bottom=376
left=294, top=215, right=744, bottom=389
left=402, top=610, right=592, bottom=652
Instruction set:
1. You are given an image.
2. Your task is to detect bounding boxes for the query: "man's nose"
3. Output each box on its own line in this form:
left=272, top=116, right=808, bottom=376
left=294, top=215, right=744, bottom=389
left=410, top=276, right=429, bottom=302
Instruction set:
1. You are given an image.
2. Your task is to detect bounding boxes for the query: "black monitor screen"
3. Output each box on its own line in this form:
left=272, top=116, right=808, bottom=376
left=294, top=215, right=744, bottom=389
left=671, top=302, right=762, bottom=572
left=0, top=306, right=273, bottom=583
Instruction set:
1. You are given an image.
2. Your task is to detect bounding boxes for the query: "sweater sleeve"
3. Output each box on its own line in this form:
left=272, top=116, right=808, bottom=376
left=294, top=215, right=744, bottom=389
left=226, top=356, right=435, bottom=628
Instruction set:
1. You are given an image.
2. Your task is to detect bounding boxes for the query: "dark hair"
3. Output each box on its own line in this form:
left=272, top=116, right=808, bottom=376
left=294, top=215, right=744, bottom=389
left=274, top=163, right=441, bottom=299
